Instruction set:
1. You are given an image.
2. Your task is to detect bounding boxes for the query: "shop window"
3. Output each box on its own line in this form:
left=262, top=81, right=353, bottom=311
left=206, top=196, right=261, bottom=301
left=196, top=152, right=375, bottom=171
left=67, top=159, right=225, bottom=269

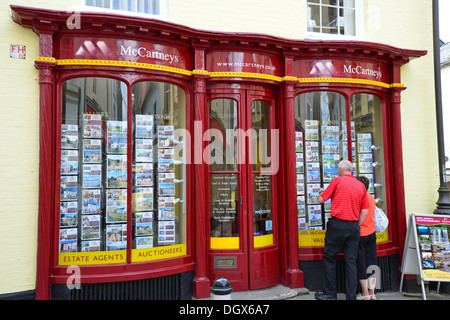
left=350, top=94, right=386, bottom=211
left=59, top=78, right=187, bottom=264
left=252, top=101, right=274, bottom=240
left=294, top=91, right=346, bottom=230
left=85, top=0, right=163, bottom=16
left=131, top=81, right=186, bottom=256
left=209, top=99, right=240, bottom=246
left=294, top=91, right=387, bottom=232
left=307, top=0, right=357, bottom=37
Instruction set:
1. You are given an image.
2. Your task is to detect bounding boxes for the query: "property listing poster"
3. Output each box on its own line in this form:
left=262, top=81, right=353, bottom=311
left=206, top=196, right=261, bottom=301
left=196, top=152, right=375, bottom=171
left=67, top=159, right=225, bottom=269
left=415, top=215, right=450, bottom=280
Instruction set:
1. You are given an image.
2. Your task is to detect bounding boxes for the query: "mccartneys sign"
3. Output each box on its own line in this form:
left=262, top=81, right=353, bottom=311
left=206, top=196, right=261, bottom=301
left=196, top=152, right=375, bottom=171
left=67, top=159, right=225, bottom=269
left=343, top=64, right=382, bottom=80
left=120, top=45, right=179, bottom=64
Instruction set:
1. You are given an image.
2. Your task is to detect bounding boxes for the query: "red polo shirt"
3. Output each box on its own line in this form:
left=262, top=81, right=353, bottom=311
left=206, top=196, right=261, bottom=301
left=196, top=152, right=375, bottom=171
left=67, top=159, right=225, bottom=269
left=321, top=174, right=369, bottom=221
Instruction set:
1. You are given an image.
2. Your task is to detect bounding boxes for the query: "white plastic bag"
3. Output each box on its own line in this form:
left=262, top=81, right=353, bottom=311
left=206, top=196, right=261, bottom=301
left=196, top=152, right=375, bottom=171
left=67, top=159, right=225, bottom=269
left=374, top=207, right=389, bottom=233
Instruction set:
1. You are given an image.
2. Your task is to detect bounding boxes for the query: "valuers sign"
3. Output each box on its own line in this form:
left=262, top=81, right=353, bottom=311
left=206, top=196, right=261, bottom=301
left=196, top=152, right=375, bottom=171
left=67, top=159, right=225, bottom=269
left=56, top=37, right=192, bottom=70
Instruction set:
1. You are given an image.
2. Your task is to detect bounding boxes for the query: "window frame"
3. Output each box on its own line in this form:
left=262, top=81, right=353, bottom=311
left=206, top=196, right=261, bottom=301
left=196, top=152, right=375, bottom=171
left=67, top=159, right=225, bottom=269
left=82, top=0, right=167, bottom=20
left=52, top=70, right=194, bottom=283
left=306, top=0, right=362, bottom=40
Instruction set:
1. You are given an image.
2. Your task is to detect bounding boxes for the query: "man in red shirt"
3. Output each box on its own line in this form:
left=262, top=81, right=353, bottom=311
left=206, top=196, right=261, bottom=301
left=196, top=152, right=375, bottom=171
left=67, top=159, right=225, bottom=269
left=315, top=160, right=369, bottom=300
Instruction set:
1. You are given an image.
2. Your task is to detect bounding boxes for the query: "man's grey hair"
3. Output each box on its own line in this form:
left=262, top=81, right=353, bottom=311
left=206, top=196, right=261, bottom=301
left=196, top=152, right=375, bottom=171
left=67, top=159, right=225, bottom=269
left=338, top=160, right=353, bottom=172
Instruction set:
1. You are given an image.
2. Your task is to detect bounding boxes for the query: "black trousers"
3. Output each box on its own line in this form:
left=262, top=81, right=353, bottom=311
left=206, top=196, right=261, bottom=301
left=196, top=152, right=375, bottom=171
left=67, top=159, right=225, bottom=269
left=356, top=232, right=377, bottom=280
left=322, top=218, right=360, bottom=300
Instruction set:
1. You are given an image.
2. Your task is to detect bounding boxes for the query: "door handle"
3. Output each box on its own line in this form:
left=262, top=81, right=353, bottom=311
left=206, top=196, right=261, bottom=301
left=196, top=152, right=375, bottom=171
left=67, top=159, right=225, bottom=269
left=244, top=211, right=247, bottom=215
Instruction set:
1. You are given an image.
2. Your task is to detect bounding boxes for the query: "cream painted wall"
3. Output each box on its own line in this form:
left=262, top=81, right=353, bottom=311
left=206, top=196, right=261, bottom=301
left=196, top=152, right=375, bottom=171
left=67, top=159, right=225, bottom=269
left=362, top=0, right=439, bottom=218
left=0, top=0, right=436, bottom=295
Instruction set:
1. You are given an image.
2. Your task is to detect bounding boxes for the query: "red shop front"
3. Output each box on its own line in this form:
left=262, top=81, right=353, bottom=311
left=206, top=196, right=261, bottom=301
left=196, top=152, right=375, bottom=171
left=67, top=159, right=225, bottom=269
left=11, top=5, right=426, bottom=300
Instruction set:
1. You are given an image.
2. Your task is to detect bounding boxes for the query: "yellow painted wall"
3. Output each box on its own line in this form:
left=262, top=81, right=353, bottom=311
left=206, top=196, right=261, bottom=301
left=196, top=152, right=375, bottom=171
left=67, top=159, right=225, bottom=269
left=0, top=0, right=436, bottom=295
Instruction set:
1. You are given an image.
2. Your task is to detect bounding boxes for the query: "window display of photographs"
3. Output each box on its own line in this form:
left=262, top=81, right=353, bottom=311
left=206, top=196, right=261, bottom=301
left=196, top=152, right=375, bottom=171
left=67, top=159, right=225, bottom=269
left=158, top=148, right=174, bottom=160
left=159, top=183, right=175, bottom=196
left=81, top=215, right=101, bottom=240
left=134, top=188, right=153, bottom=212
left=61, top=150, right=78, bottom=175
left=136, top=114, right=154, bottom=139
left=83, top=114, right=102, bottom=139
left=60, top=176, right=78, bottom=201
left=136, top=163, right=153, bottom=187
left=323, top=154, right=340, bottom=182
left=297, top=195, right=306, bottom=218
left=158, top=125, right=174, bottom=148
left=107, top=121, right=127, bottom=154
left=358, top=153, right=373, bottom=174
left=158, top=221, right=175, bottom=245
left=59, top=228, right=77, bottom=252
left=83, top=164, right=102, bottom=188
left=82, top=189, right=101, bottom=215
left=106, top=224, right=127, bottom=251
left=308, top=205, right=323, bottom=227
left=297, top=178, right=305, bottom=195
left=106, top=189, right=127, bottom=223
left=158, top=159, right=174, bottom=173
left=305, top=120, right=319, bottom=140
left=136, top=212, right=153, bottom=237
left=295, top=131, right=303, bottom=152
left=60, top=212, right=77, bottom=228
left=136, top=236, right=153, bottom=249
left=83, top=139, right=102, bottom=163
left=107, top=155, right=127, bottom=188
left=296, top=153, right=304, bottom=173
left=306, top=162, right=321, bottom=183
left=81, top=240, right=100, bottom=252
left=135, top=139, right=153, bottom=162
left=305, top=141, right=320, bottom=162
left=322, top=125, right=339, bottom=141
left=61, top=124, right=79, bottom=149
left=307, top=184, right=321, bottom=205
left=60, top=201, right=77, bottom=215
left=357, top=133, right=372, bottom=153
left=158, top=197, right=175, bottom=220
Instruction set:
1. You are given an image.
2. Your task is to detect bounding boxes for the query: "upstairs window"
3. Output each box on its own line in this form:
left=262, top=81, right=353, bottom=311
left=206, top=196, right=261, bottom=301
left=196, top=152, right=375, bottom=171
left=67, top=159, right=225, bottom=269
left=85, top=0, right=163, bottom=16
left=307, top=0, right=357, bottom=37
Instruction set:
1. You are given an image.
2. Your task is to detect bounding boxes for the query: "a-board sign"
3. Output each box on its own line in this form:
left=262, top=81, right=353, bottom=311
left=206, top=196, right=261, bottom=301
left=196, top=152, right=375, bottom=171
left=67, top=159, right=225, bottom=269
left=400, top=213, right=450, bottom=299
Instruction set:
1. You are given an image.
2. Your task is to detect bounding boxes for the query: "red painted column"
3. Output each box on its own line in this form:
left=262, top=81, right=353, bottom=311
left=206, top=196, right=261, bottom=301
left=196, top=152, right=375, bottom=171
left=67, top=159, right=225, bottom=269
left=390, top=87, right=408, bottom=262
left=34, top=30, right=57, bottom=299
left=283, top=79, right=304, bottom=288
left=192, top=45, right=211, bottom=299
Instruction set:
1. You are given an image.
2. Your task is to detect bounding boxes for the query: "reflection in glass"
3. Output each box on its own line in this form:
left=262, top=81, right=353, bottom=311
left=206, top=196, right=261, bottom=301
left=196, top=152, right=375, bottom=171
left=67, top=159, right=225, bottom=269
left=351, top=94, right=385, bottom=210
left=210, top=174, right=239, bottom=238
left=294, top=91, right=346, bottom=230
left=252, top=101, right=271, bottom=172
left=60, top=77, right=127, bottom=253
left=132, top=82, right=186, bottom=250
left=209, top=99, right=238, bottom=172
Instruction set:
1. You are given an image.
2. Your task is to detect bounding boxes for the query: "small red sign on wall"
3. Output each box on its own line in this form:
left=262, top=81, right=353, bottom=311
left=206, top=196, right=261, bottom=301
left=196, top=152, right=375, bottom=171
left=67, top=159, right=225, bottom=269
left=10, top=44, right=26, bottom=59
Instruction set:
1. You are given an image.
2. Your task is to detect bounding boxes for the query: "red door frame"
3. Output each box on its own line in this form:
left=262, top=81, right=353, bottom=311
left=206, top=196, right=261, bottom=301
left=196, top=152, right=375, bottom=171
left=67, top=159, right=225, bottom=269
left=205, top=86, right=280, bottom=291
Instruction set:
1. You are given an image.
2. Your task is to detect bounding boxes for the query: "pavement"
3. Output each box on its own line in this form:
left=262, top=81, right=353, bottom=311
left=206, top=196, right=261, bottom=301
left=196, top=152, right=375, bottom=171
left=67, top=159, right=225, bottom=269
left=202, top=284, right=450, bottom=301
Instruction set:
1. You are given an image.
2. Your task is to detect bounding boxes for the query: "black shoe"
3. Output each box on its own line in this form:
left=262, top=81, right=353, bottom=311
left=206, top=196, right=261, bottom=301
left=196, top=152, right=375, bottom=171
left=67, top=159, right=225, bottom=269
left=314, top=292, right=337, bottom=300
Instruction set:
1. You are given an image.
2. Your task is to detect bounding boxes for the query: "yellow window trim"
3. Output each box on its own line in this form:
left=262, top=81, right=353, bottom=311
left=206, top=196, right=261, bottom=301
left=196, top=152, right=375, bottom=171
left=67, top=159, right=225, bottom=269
left=36, top=57, right=404, bottom=89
